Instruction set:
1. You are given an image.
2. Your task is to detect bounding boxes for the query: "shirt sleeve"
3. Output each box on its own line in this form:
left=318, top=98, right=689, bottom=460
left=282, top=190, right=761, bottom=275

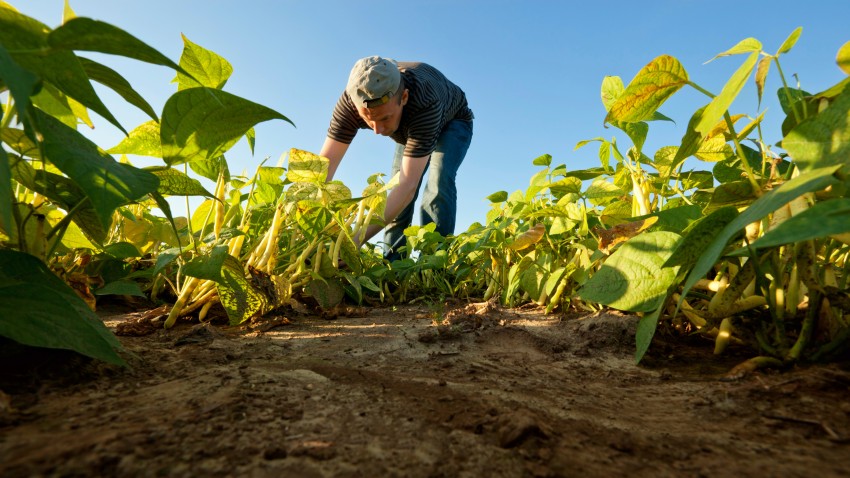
left=327, top=92, right=363, bottom=144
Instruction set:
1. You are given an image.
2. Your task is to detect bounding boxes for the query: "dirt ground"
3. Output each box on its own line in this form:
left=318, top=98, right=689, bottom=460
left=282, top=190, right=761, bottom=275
left=1, top=300, right=850, bottom=478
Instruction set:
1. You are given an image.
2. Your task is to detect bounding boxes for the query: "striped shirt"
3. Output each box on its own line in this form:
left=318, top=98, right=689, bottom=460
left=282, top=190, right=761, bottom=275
left=327, top=62, right=474, bottom=158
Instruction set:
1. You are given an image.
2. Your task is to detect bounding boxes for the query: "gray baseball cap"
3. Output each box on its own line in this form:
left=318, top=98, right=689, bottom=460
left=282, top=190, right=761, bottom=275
left=346, top=56, right=401, bottom=109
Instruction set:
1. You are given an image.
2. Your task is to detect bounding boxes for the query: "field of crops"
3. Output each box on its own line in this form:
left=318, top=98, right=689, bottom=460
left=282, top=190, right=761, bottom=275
left=2, top=3, right=850, bottom=476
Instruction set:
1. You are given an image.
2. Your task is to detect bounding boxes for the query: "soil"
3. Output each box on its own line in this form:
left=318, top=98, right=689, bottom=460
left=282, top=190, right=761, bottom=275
left=1, top=299, right=850, bottom=477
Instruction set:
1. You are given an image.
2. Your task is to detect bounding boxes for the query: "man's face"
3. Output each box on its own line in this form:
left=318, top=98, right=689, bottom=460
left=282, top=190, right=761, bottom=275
left=357, top=89, right=408, bottom=136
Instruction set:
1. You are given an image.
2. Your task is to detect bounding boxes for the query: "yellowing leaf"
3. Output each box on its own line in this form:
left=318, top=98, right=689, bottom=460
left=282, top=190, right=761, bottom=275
left=695, top=136, right=735, bottom=162
left=508, top=223, right=545, bottom=251
left=606, top=55, right=689, bottom=123
left=594, top=216, right=659, bottom=253
left=838, top=40, right=850, bottom=76
left=216, top=255, right=270, bottom=325
left=694, top=52, right=759, bottom=136
left=756, top=56, right=771, bottom=106
left=287, top=148, right=329, bottom=183
left=600, top=76, right=625, bottom=111
left=708, top=38, right=762, bottom=62
left=777, top=27, right=802, bottom=56
left=705, top=113, right=747, bottom=140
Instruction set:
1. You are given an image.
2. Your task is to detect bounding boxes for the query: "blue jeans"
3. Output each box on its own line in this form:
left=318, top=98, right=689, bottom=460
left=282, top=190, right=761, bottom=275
left=383, top=119, right=473, bottom=261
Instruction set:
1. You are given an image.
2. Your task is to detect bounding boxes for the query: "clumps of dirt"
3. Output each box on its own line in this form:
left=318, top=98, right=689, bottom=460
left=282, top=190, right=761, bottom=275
left=497, top=409, right=553, bottom=448
left=523, top=310, right=640, bottom=359
left=417, top=299, right=504, bottom=343
left=562, top=311, right=639, bottom=356
left=114, top=305, right=169, bottom=336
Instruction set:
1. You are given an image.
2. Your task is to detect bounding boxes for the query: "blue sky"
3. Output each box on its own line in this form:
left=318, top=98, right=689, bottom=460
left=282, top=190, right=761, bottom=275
left=15, top=1, right=850, bottom=234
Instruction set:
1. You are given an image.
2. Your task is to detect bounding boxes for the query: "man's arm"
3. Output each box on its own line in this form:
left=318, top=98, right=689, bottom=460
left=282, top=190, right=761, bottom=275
left=319, top=137, right=350, bottom=181
left=355, top=154, right=429, bottom=247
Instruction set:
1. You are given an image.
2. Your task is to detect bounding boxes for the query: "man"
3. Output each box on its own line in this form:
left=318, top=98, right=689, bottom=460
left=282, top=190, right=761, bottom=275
left=320, top=56, right=473, bottom=261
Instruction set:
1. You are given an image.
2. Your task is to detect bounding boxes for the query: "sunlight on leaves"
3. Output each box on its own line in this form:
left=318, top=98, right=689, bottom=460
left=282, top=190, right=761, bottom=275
left=161, top=88, right=292, bottom=165
left=578, top=231, right=681, bottom=312
left=605, top=55, right=688, bottom=123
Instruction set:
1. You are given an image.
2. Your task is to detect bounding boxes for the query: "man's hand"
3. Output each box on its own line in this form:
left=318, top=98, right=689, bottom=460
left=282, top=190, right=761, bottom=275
left=354, top=154, right=429, bottom=246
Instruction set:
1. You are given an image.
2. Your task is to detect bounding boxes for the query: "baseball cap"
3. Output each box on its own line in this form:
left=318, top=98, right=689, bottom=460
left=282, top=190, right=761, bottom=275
left=346, top=56, right=401, bottom=109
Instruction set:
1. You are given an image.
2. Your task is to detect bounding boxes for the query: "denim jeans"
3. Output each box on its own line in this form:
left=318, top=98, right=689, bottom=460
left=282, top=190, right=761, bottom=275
left=382, top=119, right=473, bottom=261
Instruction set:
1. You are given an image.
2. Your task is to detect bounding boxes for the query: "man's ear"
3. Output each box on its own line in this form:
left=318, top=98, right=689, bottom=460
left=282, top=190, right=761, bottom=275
left=400, top=89, right=409, bottom=106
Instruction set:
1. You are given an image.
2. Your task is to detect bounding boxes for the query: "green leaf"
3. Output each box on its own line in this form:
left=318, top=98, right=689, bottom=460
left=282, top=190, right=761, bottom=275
left=183, top=245, right=230, bottom=282
left=33, top=109, right=160, bottom=229
left=31, top=82, right=76, bottom=129
left=776, top=27, right=802, bottom=56
left=486, top=191, right=508, bottom=203
left=8, top=156, right=108, bottom=243
left=584, top=178, right=624, bottom=201
left=78, top=57, right=158, bottom=121
left=664, top=206, right=739, bottom=268
left=635, top=297, right=666, bottom=364
left=306, top=278, right=345, bottom=310
left=549, top=177, right=582, bottom=199
left=295, top=202, right=332, bottom=239
left=285, top=182, right=319, bottom=204
left=777, top=87, right=810, bottom=115
left=702, top=181, right=758, bottom=213
left=563, top=167, right=609, bottom=181
left=680, top=165, right=842, bottom=300
left=0, top=249, right=125, bottom=365
left=0, top=9, right=126, bottom=134
left=0, top=42, right=39, bottom=124
left=0, top=148, right=11, bottom=233
left=103, top=241, right=142, bottom=259
left=600, top=76, right=624, bottom=111
left=1, top=127, right=40, bottom=159
left=48, top=17, right=185, bottom=73
left=708, top=38, right=762, bottom=62
left=176, top=34, right=233, bottom=90
left=145, top=166, right=215, bottom=197
left=731, top=198, right=850, bottom=253
left=713, top=144, right=776, bottom=184
left=694, top=135, right=734, bottom=162
left=519, top=263, right=546, bottom=299
left=575, top=137, right=605, bottom=151
left=532, top=153, right=552, bottom=167
left=216, top=254, right=269, bottom=325
left=839, top=41, right=850, bottom=76
left=674, top=105, right=708, bottom=165
left=680, top=171, right=714, bottom=190
left=578, top=231, right=682, bottom=312
left=108, top=120, right=162, bottom=157
left=605, top=55, right=689, bottom=123
left=611, top=121, right=648, bottom=153
left=339, top=233, right=362, bottom=276
left=95, top=280, right=146, bottom=297
left=694, top=52, right=759, bottom=136
left=246, top=127, right=256, bottom=155
left=648, top=111, right=675, bottom=123
left=287, top=148, right=328, bottom=183
left=652, top=146, right=678, bottom=179
left=643, top=204, right=702, bottom=233
left=783, top=86, right=850, bottom=174
left=190, top=155, right=229, bottom=182
left=161, top=88, right=293, bottom=165
left=324, top=181, right=353, bottom=205
left=152, top=247, right=181, bottom=277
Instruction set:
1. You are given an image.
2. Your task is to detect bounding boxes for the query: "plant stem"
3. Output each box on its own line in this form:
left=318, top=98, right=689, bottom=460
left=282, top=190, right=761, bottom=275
left=723, top=112, right=762, bottom=196
left=773, top=58, right=804, bottom=123
left=786, top=289, right=822, bottom=362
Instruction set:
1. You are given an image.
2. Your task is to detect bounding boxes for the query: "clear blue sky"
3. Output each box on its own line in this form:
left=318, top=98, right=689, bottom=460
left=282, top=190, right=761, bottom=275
left=15, top=1, right=850, bottom=233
